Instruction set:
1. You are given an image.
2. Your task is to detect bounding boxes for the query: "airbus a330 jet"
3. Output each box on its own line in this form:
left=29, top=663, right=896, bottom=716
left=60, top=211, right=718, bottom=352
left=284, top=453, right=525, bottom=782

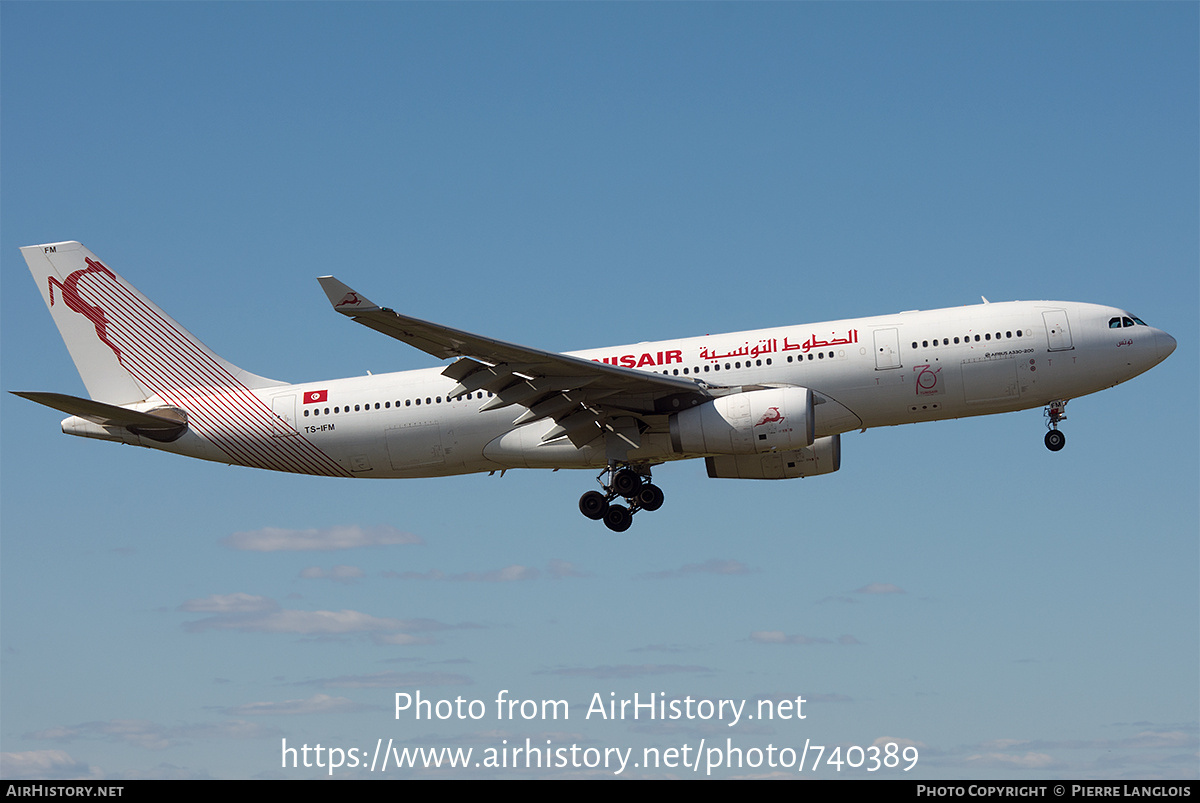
left=16, top=241, right=1176, bottom=532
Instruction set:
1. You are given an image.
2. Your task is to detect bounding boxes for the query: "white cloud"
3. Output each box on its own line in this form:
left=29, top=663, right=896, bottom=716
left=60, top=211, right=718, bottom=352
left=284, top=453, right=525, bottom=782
left=750, top=631, right=861, bottom=646
left=547, top=559, right=589, bottom=579
left=302, top=670, right=472, bottom=689
left=225, top=694, right=360, bottom=716
left=186, top=608, right=415, bottom=635
left=964, top=751, right=1057, bottom=769
left=299, top=565, right=365, bottom=583
left=0, top=750, right=101, bottom=780
left=179, top=593, right=278, bottom=613
left=222, top=524, right=422, bottom=552
left=179, top=594, right=461, bottom=644
left=751, top=631, right=829, bottom=645
left=540, top=664, right=710, bottom=679
left=388, top=561, right=571, bottom=578
left=873, top=736, right=925, bottom=749
left=25, top=719, right=277, bottom=751
left=642, top=558, right=754, bottom=579
left=854, top=582, right=906, bottom=594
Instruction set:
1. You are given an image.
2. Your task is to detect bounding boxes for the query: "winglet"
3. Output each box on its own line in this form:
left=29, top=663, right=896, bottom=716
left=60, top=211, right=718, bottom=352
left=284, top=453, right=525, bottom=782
left=317, top=276, right=381, bottom=315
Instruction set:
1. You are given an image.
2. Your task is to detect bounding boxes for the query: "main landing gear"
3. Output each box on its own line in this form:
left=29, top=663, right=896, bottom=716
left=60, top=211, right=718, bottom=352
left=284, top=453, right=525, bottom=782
left=1043, top=399, right=1068, bottom=452
left=578, top=463, right=665, bottom=532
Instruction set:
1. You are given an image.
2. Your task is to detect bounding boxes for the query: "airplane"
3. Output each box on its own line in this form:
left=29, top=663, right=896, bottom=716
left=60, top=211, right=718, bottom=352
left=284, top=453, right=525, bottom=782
left=15, top=241, right=1176, bottom=532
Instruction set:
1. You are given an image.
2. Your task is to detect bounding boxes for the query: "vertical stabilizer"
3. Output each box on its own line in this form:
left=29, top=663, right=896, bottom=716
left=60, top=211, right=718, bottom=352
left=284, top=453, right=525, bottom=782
left=21, top=241, right=285, bottom=404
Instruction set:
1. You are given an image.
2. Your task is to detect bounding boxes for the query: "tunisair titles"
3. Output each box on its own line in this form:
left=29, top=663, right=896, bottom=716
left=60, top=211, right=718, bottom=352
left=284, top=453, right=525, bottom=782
left=591, top=330, right=860, bottom=369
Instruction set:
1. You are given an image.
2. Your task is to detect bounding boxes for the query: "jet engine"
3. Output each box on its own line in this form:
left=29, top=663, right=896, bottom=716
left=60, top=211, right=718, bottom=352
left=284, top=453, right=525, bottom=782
left=669, top=387, right=814, bottom=456
left=705, top=435, right=841, bottom=479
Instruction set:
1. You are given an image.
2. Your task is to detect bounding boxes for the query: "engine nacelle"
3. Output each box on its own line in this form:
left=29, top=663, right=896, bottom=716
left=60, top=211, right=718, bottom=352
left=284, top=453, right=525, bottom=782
left=670, top=387, right=814, bottom=456
left=705, top=434, right=841, bottom=480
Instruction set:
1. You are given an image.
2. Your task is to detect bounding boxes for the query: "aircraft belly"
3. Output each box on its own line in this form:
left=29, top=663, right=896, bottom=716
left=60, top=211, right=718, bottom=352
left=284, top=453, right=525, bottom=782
left=385, top=422, right=445, bottom=470
left=812, top=393, right=863, bottom=438
left=483, top=423, right=603, bottom=469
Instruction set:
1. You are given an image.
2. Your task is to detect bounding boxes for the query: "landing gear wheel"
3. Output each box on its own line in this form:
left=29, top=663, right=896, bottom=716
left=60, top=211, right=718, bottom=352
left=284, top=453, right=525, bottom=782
left=603, top=504, right=633, bottom=533
left=636, top=483, right=664, bottom=512
left=1044, top=430, right=1066, bottom=452
left=579, top=490, right=609, bottom=520
left=612, top=469, right=642, bottom=498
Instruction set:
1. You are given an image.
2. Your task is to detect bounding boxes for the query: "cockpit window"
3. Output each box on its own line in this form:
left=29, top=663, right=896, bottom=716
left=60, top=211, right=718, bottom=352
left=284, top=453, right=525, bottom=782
left=1111, top=314, right=1149, bottom=329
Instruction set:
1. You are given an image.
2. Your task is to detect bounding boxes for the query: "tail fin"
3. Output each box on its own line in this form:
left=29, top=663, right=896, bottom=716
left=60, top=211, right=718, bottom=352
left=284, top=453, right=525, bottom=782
left=21, top=241, right=284, bottom=405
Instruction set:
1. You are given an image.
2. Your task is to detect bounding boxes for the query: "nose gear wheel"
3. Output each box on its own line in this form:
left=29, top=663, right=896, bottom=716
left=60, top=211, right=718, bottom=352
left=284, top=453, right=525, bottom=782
left=1043, top=399, right=1069, bottom=452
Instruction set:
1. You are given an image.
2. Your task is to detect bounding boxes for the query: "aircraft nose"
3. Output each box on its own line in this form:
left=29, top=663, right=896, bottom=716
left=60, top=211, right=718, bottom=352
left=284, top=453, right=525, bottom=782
left=1156, top=330, right=1177, bottom=363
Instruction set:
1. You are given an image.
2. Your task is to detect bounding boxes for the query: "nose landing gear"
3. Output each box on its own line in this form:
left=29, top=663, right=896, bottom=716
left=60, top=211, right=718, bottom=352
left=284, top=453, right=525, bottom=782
left=1043, top=399, right=1068, bottom=451
left=577, top=463, right=665, bottom=532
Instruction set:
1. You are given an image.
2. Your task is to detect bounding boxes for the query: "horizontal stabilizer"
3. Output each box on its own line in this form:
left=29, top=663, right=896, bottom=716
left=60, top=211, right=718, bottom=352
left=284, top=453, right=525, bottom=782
left=13, top=391, right=188, bottom=441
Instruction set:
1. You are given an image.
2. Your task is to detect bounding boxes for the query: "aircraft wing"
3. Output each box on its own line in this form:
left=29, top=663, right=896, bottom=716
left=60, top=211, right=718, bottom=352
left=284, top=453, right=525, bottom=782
left=317, top=276, right=716, bottom=448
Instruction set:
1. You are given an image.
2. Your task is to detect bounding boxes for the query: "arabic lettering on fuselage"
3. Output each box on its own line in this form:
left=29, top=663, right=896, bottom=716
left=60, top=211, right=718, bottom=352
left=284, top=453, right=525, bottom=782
left=699, top=330, right=858, bottom=361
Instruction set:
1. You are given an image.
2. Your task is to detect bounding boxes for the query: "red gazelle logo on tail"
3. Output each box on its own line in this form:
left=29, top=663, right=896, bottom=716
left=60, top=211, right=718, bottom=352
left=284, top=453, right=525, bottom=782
left=47, top=258, right=123, bottom=362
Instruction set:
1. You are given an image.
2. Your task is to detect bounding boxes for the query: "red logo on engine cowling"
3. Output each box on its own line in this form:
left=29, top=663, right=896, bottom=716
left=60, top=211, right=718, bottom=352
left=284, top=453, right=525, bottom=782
left=754, top=407, right=784, bottom=427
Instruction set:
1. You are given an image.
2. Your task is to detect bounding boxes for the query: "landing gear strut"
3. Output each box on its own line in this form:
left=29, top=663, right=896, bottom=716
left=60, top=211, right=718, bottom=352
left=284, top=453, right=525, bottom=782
left=577, top=463, right=665, bottom=532
left=1043, top=400, right=1068, bottom=452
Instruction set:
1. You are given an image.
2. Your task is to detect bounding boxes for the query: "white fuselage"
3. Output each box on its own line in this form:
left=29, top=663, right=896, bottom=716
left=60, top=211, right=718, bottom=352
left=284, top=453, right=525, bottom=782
left=101, top=299, right=1171, bottom=479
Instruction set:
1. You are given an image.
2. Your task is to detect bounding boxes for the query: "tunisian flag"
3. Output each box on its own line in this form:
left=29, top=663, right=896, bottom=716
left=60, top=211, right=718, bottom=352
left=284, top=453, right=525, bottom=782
left=303, top=390, right=328, bottom=404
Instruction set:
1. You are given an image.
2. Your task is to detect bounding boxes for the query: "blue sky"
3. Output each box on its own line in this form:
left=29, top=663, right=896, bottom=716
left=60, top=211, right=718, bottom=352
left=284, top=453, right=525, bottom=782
left=2, top=2, right=1196, bottom=780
